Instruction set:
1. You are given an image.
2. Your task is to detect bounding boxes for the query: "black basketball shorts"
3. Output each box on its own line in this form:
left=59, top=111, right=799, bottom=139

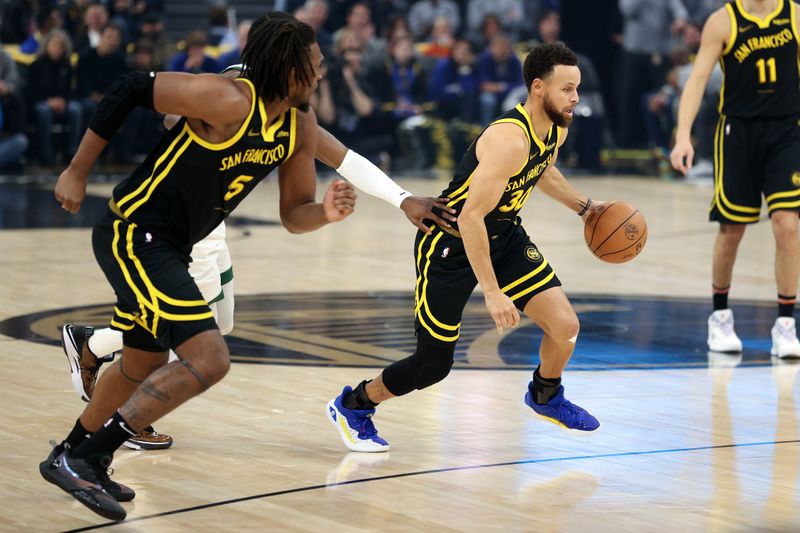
left=710, top=114, right=800, bottom=223
left=413, top=223, right=561, bottom=344
left=92, top=211, right=218, bottom=353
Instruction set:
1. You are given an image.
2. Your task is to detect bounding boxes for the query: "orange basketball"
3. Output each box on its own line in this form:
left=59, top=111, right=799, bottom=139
left=583, top=201, right=647, bottom=263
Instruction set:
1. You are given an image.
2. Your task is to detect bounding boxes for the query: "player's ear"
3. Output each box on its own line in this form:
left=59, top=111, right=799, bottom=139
left=532, top=78, right=545, bottom=96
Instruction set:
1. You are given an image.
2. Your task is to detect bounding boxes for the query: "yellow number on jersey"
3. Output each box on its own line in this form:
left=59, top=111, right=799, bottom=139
left=499, top=188, right=533, bottom=212
left=756, top=57, right=777, bottom=84
left=224, top=174, right=254, bottom=201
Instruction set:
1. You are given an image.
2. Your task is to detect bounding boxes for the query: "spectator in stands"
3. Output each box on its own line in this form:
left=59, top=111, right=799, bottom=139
left=217, top=20, right=252, bottom=68
left=617, top=0, right=687, bottom=148
left=428, top=39, right=479, bottom=123
left=476, top=33, right=523, bottom=124
left=168, top=31, right=218, bottom=74
left=470, top=13, right=503, bottom=51
left=326, top=28, right=393, bottom=167
left=420, top=16, right=455, bottom=59
left=20, top=7, right=63, bottom=54
left=300, top=0, right=333, bottom=54
left=379, top=35, right=427, bottom=122
left=109, top=0, right=138, bottom=45
left=29, top=30, right=82, bottom=166
left=0, top=0, right=36, bottom=44
left=207, top=5, right=237, bottom=49
left=534, top=9, right=562, bottom=45
left=332, top=2, right=386, bottom=66
left=408, top=0, right=460, bottom=40
left=467, top=0, right=524, bottom=41
left=74, top=3, right=109, bottom=54
left=76, top=24, right=128, bottom=134
left=0, top=44, right=26, bottom=171
left=139, top=13, right=174, bottom=71
left=382, top=14, right=411, bottom=41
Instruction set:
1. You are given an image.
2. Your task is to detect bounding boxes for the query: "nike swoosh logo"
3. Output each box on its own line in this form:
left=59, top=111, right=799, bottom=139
left=214, top=207, right=230, bottom=213
left=247, top=129, right=261, bottom=137
left=739, top=24, right=754, bottom=33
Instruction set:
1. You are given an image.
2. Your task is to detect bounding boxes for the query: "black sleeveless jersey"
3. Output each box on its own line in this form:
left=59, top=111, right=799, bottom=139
left=719, top=0, right=800, bottom=118
left=440, top=104, right=560, bottom=236
left=110, top=78, right=298, bottom=251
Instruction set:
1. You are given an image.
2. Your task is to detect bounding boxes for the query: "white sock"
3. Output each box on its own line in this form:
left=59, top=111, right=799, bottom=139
left=87, top=327, right=123, bottom=358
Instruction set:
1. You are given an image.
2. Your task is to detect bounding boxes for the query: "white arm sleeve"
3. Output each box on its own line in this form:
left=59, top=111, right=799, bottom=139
left=336, top=150, right=412, bottom=209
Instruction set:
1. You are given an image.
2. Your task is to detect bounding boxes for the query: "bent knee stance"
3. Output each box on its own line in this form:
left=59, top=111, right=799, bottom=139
left=382, top=332, right=455, bottom=396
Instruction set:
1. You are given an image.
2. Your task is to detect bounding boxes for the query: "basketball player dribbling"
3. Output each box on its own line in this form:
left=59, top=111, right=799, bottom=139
left=327, top=43, right=608, bottom=453
left=60, top=109, right=458, bottom=451
left=41, top=12, right=354, bottom=520
left=671, top=0, right=800, bottom=357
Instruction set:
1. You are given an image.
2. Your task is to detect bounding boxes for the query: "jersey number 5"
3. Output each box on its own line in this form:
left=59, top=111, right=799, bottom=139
left=224, top=174, right=254, bottom=201
left=756, top=57, right=777, bottom=84
left=499, top=188, right=533, bottom=213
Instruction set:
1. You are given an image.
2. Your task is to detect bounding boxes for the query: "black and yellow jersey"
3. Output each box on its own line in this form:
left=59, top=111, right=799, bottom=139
left=440, top=103, right=560, bottom=236
left=110, top=78, right=298, bottom=251
left=719, top=0, right=800, bottom=118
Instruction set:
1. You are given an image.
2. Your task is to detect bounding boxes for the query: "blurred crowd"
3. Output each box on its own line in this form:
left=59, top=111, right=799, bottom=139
left=0, top=0, right=727, bottom=176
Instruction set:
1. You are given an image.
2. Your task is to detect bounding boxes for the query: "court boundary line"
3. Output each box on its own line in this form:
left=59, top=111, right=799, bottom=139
left=61, top=438, right=800, bottom=532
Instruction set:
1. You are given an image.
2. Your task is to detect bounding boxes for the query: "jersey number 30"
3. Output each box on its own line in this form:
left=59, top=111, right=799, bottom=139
left=499, top=188, right=533, bottom=212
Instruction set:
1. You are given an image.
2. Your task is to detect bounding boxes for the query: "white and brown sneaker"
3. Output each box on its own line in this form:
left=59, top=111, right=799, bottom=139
left=122, top=426, right=174, bottom=450
left=61, top=325, right=113, bottom=402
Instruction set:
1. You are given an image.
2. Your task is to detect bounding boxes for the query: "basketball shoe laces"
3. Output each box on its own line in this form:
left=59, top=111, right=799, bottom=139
left=354, top=412, right=379, bottom=439
left=553, top=396, right=591, bottom=428
left=774, top=319, right=797, bottom=342
left=50, top=440, right=114, bottom=489
left=713, top=313, right=736, bottom=336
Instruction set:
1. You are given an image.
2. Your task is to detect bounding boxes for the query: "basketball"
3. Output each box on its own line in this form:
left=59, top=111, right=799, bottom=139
left=584, top=201, right=647, bottom=263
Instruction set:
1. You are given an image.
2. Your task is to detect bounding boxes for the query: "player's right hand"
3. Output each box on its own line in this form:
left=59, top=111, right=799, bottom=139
left=670, top=138, right=695, bottom=175
left=400, top=196, right=457, bottom=234
left=484, top=289, right=519, bottom=335
left=54, top=166, right=88, bottom=213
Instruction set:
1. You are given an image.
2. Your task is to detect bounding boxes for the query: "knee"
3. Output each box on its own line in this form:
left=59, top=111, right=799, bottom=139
left=382, top=337, right=455, bottom=396
left=771, top=213, right=798, bottom=244
left=203, top=350, right=231, bottom=386
left=719, top=223, right=746, bottom=244
left=543, top=311, right=580, bottom=343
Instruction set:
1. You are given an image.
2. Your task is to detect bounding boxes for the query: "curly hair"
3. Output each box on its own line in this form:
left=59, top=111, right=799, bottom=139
left=523, top=43, right=578, bottom=91
left=240, top=11, right=316, bottom=102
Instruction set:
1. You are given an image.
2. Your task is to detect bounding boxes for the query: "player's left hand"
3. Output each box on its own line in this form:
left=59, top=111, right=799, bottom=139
left=324, top=178, right=356, bottom=222
left=581, top=199, right=608, bottom=226
left=400, top=196, right=458, bottom=234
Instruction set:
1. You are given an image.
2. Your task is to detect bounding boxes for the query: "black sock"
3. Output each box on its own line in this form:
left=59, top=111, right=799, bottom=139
left=71, top=411, right=136, bottom=458
left=713, top=286, right=730, bottom=311
left=64, top=418, right=92, bottom=448
left=779, top=294, right=796, bottom=318
left=531, top=367, right=562, bottom=405
left=343, top=380, right=379, bottom=410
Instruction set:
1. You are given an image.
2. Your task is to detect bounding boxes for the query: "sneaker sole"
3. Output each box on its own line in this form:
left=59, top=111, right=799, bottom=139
left=39, top=459, right=126, bottom=521
left=523, top=396, right=601, bottom=436
left=771, top=347, right=800, bottom=359
left=326, top=400, right=389, bottom=453
left=526, top=409, right=601, bottom=436
left=121, top=439, right=173, bottom=451
left=61, top=326, right=90, bottom=402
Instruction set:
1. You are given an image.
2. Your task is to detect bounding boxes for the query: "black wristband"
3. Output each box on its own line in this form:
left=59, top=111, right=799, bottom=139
left=88, top=71, right=156, bottom=140
left=578, top=197, right=592, bottom=216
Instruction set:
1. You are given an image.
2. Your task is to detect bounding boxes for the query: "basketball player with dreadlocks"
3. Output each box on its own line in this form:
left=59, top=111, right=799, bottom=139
left=40, top=12, right=347, bottom=521
left=327, top=43, right=606, bottom=453
left=57, top=61, right=458, bottom=450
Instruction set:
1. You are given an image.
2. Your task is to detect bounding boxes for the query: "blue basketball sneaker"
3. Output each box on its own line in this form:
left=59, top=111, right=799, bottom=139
left=524, top=383, right=600, bottom=434
left=327, top=386, right=390, bottom=452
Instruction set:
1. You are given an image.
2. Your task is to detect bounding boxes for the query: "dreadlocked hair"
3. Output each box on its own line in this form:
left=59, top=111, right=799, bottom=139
left=240, top=11, right=316, bottom=102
